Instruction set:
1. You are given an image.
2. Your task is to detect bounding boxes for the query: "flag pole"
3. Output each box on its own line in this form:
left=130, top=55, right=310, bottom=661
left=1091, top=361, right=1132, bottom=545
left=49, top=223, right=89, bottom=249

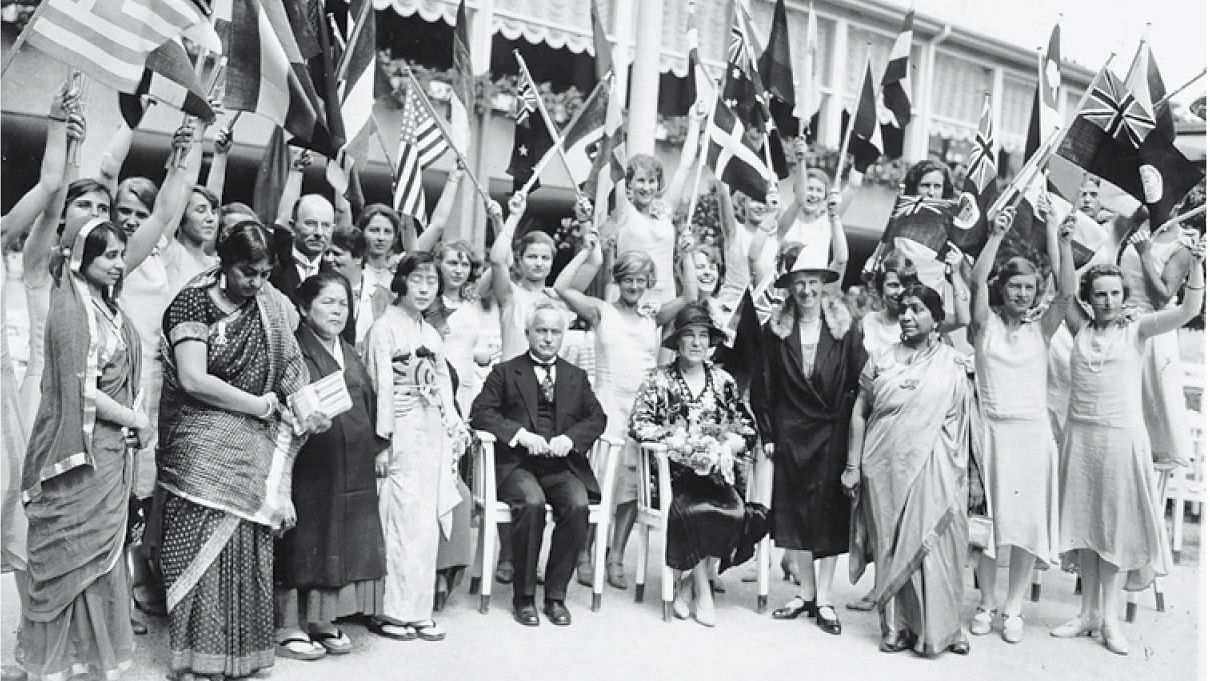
left=1157, top=204, right=1208, bottom=233
left=334, top=0, right=373, bottom=83
left=1154, top=69, right=1207, bottom=109
left=400, top=64, right=493, bottom=207
left=65, top=70, right=85, bottom=168
left=799, top=0, right=818, bottom=137
left=833, top=44, right=872, bottom=191
left=684, top=97, right=720, bottom=238
left=0, top=0, right=51, bottom=77
left=513, top=50, right=581, bottom=196
left=519, top=76, right=612, bottom=196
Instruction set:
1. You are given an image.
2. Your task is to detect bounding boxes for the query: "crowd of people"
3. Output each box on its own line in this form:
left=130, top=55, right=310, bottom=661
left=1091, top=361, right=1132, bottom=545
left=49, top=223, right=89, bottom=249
left=0, top=75, right=1205, bottom=681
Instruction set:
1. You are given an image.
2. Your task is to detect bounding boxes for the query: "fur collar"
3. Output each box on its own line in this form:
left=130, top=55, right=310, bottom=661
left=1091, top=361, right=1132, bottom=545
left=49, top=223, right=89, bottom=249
left=769, top=293, right=852, bottom=341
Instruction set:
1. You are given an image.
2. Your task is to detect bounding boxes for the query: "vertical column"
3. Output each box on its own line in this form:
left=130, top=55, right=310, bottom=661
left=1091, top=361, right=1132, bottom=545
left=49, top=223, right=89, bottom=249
left=990, top=65, right=1005, bottom=151
left=909, top=41, right=936, bottom=160
left=625, top=0, right=664, bottom=155
left=612, top=0, right=636, bottom=112
left=467, top=0, right=495, bottom=254
left=822, top=17, right=849, bottom=149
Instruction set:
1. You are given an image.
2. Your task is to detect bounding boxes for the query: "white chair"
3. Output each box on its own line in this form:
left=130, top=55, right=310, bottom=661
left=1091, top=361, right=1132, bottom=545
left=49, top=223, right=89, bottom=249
left=467, top=431, right=621, bottom=613
left=750, top=454, right=774, bottom=613
left=1165, top=410, right=1205, bottom=565
left=633, top=442, right=769, bottom=620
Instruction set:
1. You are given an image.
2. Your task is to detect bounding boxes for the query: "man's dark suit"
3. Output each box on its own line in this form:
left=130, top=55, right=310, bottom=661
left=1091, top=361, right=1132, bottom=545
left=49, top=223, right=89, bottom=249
left=470, top=354, right=606, bottom=605
left=268, top=224, right=354, bottom=343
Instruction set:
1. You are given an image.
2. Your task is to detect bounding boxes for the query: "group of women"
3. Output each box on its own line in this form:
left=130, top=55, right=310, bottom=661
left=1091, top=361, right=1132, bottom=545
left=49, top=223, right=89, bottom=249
left=0, top=75, right=1204, bottom=681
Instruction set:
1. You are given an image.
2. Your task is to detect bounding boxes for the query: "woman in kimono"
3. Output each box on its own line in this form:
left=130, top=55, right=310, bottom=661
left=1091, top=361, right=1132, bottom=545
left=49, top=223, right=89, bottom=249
left=843, top=283, right=975, bottom=657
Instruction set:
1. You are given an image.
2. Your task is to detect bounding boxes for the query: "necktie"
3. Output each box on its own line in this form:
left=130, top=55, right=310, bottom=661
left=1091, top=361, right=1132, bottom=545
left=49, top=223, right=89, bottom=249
left=539, top=364, right=555, bottom=403
left=295, top=252, right=319, bottom=279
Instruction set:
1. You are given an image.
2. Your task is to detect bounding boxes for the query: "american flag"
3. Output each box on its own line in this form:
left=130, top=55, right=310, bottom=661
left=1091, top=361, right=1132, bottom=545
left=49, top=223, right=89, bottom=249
left=25, top=0, right=218, bottom=96
left=393, top=83, right=450, bottom=222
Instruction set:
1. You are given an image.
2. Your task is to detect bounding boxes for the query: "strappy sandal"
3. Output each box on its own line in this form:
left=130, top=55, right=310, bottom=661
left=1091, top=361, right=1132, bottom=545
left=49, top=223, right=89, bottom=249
left=275, top=633, right=326, bottom=660
left=367, top=619, right=416, bottom=641
left=407, top=620, right=446, bottom=641
left=310, top=628, right=352, bottom=655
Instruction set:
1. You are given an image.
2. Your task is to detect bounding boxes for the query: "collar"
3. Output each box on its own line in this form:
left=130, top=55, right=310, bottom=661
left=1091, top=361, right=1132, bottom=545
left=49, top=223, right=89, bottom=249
left=293, top=247, right=322, bottom=270
left=528, top=353, right=556, bottom=368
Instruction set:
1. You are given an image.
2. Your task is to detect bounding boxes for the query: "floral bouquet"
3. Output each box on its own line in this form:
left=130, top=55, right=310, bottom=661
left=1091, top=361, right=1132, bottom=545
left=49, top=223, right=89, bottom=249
left=660, top=417, right=753, bottom=486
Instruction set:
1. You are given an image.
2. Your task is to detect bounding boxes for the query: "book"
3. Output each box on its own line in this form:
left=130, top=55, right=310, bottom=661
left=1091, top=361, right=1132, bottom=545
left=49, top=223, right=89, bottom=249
left=288, top=371, right=352, bottom=432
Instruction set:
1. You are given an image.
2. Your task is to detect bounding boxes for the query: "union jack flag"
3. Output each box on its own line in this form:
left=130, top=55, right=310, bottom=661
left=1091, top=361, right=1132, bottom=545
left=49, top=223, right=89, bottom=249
left=966, top=96, right=997, bottom=192
left=515, top=77, right=539, bottom=126
left=1080, top=68, right=1155, bottom=149
left=892, top=195, right=953, bottom=217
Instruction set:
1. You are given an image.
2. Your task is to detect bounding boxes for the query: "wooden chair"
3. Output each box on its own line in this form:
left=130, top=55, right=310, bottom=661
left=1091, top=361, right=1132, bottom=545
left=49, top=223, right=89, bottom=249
left=633, top=442, right=770, bottom=619
left=467, top=431, right=621, bottom=613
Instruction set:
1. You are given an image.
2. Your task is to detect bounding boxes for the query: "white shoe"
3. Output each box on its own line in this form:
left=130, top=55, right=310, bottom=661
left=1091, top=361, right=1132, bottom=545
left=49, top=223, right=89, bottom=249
left=970, top=606, right=995, bottom=636
left=1001, top=613, right=1024, bottom=643
left=1050, top=615, right=1101, bottom=638
left=1101, top=624, right=1130, bottom=655
left=672, top=578, right=692, bottom=620
left=694, top=595, right=717, bottom=627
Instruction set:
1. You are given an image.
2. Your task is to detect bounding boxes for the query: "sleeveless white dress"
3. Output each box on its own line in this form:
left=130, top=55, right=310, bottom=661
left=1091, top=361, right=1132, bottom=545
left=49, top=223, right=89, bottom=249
left=593, top=304, right=660, bottom=504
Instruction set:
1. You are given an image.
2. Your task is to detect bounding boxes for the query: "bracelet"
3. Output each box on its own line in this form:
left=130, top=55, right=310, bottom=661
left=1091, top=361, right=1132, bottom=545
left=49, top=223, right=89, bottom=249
left=258, top=398, right=276, bottom=419
left=844, top=463, right=859, bottom=472
left=48, top=113, right=67, bottom=123
left=1185, top=284, right=1205, bottom=291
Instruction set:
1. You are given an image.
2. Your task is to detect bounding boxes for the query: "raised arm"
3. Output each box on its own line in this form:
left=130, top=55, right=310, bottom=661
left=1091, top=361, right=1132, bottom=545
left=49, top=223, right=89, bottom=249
left=825, top=188, right=848, bottom=293
left=655, top=237, right=698, bottom=326
left=552, top=198, right=601, bottom=294
left=419, top=165, right=465, bottom=251
left=125, top=124, right=200, bottom=270
left=274, top=149, right=310, bottom=227
left=488, top=192, right=527, bottom=306
left=4, top=93, right=77, bottom=250
left=98, top=124, right=135, bottom=197
left=1139, top=237, right=1206, bottom=339
left=777, top=138, right=808, bottom=233
left=969, top=208, right=1013, bottom=338
left=1127, top=226, right=1193, bottom=309
left=943, top=247, right=971, bottom=333
left=204, top=124, right=232, bottom=201
left=666, top=102, right=706, bottom=208
left=1041, top=214, right=1077, bottom=340
left=553, top=236, right=607, bottom=327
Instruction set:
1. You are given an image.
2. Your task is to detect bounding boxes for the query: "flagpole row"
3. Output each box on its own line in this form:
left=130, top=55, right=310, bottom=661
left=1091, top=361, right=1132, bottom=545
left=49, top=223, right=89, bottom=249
left=513, top=50, right=582, bottom=198
left=335, top=1, right=374, bottom=84
left=399, top=64, right=494, bottom=208
left=171, top=55, right=226, bottom=170
left=1154, top=68, right=1207, bottom=109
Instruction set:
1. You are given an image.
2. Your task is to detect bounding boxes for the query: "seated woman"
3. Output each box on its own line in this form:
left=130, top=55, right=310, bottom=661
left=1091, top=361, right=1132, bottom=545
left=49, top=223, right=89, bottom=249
left=843, top=283, right=975, bottom=657
left=274, top=273, right=388, bottom=659
left=628, top=303, right=768, bottom=627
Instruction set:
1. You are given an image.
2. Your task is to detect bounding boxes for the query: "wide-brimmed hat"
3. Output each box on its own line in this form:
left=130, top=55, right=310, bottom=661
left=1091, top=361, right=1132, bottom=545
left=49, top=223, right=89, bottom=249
left=662, top=302, right=727, bottom=350
left=774, top=245, right=839, bottom=288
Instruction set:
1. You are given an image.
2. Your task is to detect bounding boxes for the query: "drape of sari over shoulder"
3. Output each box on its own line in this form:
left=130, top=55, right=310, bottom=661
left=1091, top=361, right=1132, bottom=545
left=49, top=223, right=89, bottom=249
left=158, top=267, right=309, bottom=528
left=857, top=342, right=973, bottom=655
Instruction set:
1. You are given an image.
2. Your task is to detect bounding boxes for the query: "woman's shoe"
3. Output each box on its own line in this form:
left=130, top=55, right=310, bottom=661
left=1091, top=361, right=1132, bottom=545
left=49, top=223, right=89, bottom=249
left=948, top=636, right=971, bottom=655
left=310, top=628, right=352, bottom=655
left=130, top=618, right=148, bottom=635
left=575, top=560, right=594, bottom=587
left=846, top=593, right=877, bottom=611
left=815, top=605, right=842, bottom=635
left=367, top=619, right=417, bottom=641
left=408, top=620, right=446, bottom=642
left=1101, top=625, right=1130, bottom=655
left=275, top=633, right=327, bottom=660
left=780, top=555, right=800, bottom=585
left=672, top=577, right=692, bottom=620
left=1050, top=615, right=1101, bottom=638
left=693, top=595, right=717, bottom=627
left=969, top=606, right=995, bottom=635
left=1001, top=613, right=1024, bottom=643
left=606, top=556, right=627, bottom=590
left=771, top=596, right=816, bottom=620
left=879, top=631, right=913, bottom=653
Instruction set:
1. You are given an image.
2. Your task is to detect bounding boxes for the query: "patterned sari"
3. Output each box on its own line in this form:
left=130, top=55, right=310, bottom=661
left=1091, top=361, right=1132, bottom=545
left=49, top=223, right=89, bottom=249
left=856, top=342, right=973, bottom=656
left=157, top=268, right=307, bottom=678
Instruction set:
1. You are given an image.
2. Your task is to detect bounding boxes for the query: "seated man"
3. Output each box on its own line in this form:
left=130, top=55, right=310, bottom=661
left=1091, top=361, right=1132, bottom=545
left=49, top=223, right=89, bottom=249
left=471, top=302, right=606, bottom=627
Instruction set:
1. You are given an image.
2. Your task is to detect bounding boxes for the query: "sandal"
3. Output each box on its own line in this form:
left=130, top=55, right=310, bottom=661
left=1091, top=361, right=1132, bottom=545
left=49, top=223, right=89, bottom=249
left=367, top=619, right=416, bottom=641
left=408, top=620, right=446, bottom=641
left=275, top=634, right=326, bottom=661
left=310, top=628, right=352, bottom=655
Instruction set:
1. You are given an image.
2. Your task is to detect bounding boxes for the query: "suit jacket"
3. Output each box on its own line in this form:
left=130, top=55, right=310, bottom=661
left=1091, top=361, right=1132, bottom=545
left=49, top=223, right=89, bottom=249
left=470, top=354, right=606, bottom=502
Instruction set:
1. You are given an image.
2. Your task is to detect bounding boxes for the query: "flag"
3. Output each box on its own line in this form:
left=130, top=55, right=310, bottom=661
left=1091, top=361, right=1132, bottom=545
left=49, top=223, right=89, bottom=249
left=881, top=9, right=913, bottom=128
left=119, top=39, right=215, bottom=127
left=705, top=95, right=772, bottom=202
left=1124, top=39, right=1202, bottom=229
left=758, top=0, right=795, bottom=132
left=394, top=83, right=451, bottom=222
left=725, top=4, right=788, bottom=179
left=560, top=78, right=612, bottom=186
left=215, top=0, right=323, bottom=144
left=843, top=60, right=883, bottom=173
left=589, top=0, right=612, bottom=80
left=507, top=75, right=554, bottom=191
left=332, top=0, right=378, bottom=170
left=253, top=125, right=290, bottom=225
left=712, top=289, right=762, bottom=395
left=315, top=11, right=352, bottom=197
left=449, top=0, right=474, bottom=154
left=881, top=195, right=956, bottom=289
left=794, top=2, right=821, bottom=132
left=664, top=1, right=714, bottom=117
left=950, top=95, right=999, bottom=256
left=24, top=0, right=219, bottom=96
left=1039, top=23, right=1063, bottom=140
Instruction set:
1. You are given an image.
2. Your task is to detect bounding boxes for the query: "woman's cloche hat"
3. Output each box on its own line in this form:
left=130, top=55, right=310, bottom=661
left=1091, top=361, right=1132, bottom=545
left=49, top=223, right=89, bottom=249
left=662, top=302, right=727, bottom=350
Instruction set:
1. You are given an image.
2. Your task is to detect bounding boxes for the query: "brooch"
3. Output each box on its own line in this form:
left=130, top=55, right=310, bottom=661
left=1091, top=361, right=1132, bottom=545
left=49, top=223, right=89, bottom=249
left=213, top=321, right=229, bottom=348
left=899, top=378, right=919, bottom=390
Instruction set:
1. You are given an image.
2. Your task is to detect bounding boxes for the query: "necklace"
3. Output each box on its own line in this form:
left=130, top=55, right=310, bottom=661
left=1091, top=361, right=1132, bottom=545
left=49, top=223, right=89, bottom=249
left=1085, top=324, right=1118, bottom=373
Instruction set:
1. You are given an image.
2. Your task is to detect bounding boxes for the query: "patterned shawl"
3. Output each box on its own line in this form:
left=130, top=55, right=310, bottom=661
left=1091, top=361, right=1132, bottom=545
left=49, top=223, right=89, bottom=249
left=158, top=266, right=309, bottom=526
left=22, top=218, right=141, bottom=502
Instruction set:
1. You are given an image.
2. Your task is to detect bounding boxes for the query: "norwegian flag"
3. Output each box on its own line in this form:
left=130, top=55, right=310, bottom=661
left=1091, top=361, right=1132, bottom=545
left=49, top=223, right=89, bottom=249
left=393, top=82, right=450, bottom=222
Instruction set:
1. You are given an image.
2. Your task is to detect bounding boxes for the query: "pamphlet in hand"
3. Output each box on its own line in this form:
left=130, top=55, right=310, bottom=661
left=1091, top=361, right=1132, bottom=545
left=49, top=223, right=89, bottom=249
left=288, top=371, right=352, bottom=432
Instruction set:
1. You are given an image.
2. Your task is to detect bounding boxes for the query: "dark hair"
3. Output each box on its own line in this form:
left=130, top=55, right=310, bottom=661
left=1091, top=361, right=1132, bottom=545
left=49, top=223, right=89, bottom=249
left=876, top=249, right=917, bottom=291
left=115, top=177, right=158, bottom=212
left=76, top=221, right=128, bottom=306
left=356, top=203, right=403, bottom=252
left=391, top=251, right=443, bottom=296
left=331, top=226, right=367, bottom=260
left=1173, top=180, right=1206, bottom=235
left=992, top=256, right=1045, bottom=307
left=898, top=283, right=945, bottom=323
left=217, top=220, right=275, bottom=268
left=1079, top=263, right=1129, bottom=303
left=903, top=159, right=955, bottom=199
left=62, top=179, right=112, bottom=222
left=297, top=271, right=351, bottom=311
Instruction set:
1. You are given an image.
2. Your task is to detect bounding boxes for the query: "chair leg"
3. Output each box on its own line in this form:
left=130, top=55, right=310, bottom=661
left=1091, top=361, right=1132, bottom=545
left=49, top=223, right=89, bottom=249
left=1153, top=576, right=1165, bottom=613
left=1125, top=591, right=1138, bottom=623
left=1074, top=576, right=1082, bottom=595
left=1030, top=568, right=1043, bottom=602
left=592, top=516, right=609, bottom=613
left=756, top=536, right=770, bottom=613
left=634, top=525, right=649, bottom=603
left=1172, top=482, right=1186, bottom=564
left=660, top=565, right=674, bottom=622
left=479, top=517, right=497, bottom=615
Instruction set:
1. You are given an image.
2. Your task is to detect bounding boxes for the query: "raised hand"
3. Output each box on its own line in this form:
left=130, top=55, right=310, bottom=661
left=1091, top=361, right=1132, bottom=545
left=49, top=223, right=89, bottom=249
left=64, top=108, right=86, bottom=143
left=991, top=206, right=1015, bottom=236
left=573, top=195, right=593, bottom=223
left=825, top=190, right=841, bottom=217
left=1190, top=235, right=1206, bottom=263
left=792, top=135, right=809, bottom=161
left=486, top=199, right=504, bottom=222
left=291, top=148, right=312, bottom=172
left=1128, top=227, right=1153, bottom=254
left=214, top=126, right=233, bottom=154
left=508, top=191, right=527, bottom=217
left=1058, top=214, right=1076, bottom=244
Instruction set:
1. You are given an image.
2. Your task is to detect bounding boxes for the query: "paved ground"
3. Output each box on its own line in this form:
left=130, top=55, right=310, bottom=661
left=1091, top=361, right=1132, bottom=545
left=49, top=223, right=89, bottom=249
left=1, top=523, right=1203, bottom=681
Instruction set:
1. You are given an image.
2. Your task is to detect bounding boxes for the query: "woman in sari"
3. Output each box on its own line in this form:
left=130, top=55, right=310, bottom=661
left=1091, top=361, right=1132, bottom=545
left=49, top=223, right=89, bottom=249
left=17, top=218, right=147, bottom=681
left=843, top=283, right=975, bottom=657
left=158, top=221, right=326, bottom=680
left=628, top=303, right=767, bottom=627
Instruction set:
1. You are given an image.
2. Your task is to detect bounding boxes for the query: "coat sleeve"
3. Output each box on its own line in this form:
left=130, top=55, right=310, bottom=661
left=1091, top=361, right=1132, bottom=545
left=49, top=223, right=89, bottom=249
left=560, top=366, right=606, bottom=453
left=469, top=363, right=526, bottom=445
left=749, top=328, right=778, bottom=443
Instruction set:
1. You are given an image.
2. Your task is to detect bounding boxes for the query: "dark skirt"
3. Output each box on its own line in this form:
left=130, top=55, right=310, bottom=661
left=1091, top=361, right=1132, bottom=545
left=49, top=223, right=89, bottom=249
left=160, top=494, right=275, bottom=678
left=771, top=419, right=852, bottom=557
left=665, top=469, right=769, bottom=572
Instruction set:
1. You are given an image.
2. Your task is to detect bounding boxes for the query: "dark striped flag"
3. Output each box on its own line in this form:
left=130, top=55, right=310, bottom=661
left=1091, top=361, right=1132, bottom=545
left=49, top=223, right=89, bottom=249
left=881, top=9, right=913, bottom=129
left=757, top=0, right=796, bottom=133
left=844, top=59, right=883, bottom=173
left=450, top=0, right=474, bottom=152
left=394, top=83, right=450, bottom=222
left=24, top=0, right=219, bottom=96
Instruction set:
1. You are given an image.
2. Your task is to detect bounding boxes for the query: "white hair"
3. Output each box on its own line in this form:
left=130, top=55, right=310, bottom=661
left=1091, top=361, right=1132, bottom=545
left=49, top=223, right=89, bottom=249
left=525, top=301, right=568, bottom=330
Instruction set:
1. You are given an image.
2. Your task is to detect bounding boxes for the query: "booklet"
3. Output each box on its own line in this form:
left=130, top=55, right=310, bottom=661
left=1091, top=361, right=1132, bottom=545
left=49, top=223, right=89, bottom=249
left=288, top=371, right=352, bottom=431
